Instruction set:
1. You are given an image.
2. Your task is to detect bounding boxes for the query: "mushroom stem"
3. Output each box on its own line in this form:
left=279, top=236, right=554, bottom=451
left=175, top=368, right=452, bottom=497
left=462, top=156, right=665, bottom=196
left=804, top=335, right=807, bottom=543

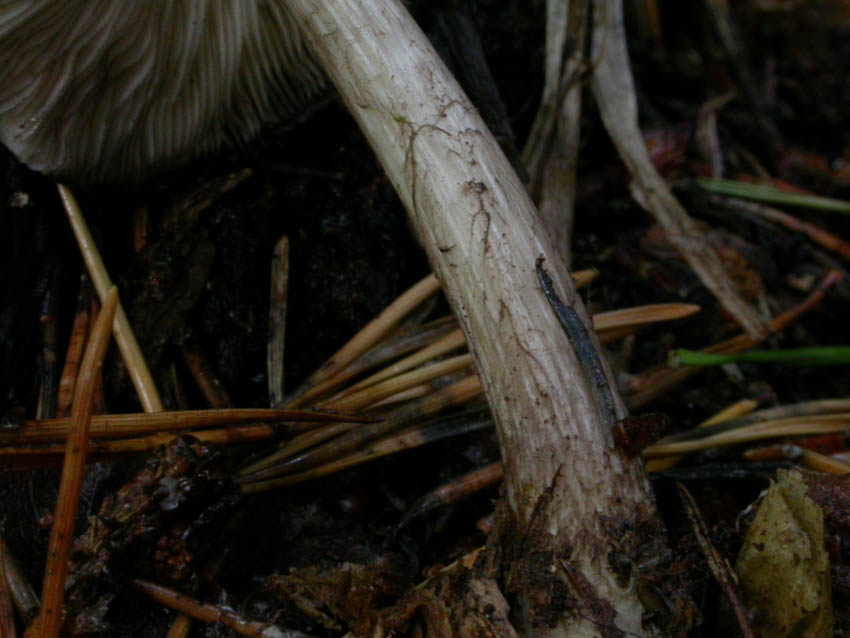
left=285, top=0, right=661, bottom=634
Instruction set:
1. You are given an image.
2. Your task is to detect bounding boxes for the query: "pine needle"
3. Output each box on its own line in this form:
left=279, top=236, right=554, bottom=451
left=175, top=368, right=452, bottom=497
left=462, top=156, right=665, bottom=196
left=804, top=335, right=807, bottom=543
left=696, top=177, right=850, bottom=213
left=671, top=346, right=850, bottom=367
left=36, top=287, right=118, bottom=637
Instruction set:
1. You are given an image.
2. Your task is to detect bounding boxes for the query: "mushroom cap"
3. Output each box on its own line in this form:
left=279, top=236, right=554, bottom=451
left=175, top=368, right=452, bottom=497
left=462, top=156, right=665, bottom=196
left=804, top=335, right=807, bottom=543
left=0, top=1, right=327, bottom=183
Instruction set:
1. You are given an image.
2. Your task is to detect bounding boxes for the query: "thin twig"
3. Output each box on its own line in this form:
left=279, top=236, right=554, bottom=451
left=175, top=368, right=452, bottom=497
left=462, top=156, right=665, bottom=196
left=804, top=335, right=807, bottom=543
left=594, top=304, right=700, bottom=344
left=729, top=399, right=850, bottom=425
left=702, top=0, right=782, bottom=161
left=56, top=278, right=94, bottom=417
left=160, top=169, right=254, bottom=232
left=181, top=340, right=233, bottom=408
left=597, top=325, right=640, bottom=345
left=36, top=287, right=118, bottom=637
left=169, top=363, right=190, bottom=411
left=132, top=580, right=277, bottom=637
left=268, top=235, right=290, bottom=405
left=714, top=195, right=850, bottom=263
left=678, top=483, right=755, bottom=638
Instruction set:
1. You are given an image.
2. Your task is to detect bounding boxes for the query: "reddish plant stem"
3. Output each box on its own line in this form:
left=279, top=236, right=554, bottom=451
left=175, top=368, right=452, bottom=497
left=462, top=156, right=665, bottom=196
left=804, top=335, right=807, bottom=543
left=34, top=287, right=118, bottom=637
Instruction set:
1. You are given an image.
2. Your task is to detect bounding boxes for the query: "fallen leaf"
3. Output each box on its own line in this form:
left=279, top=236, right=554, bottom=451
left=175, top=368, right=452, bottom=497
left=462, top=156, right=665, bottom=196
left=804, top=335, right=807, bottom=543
left=736, top=469, right=832, bottom=637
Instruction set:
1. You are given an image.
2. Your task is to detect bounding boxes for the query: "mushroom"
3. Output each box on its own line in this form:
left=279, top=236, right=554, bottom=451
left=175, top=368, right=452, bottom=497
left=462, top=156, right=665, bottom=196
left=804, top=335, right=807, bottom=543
left=0, top=1, right=326, bottom=183
left=0, top=1, right=671, bottom=635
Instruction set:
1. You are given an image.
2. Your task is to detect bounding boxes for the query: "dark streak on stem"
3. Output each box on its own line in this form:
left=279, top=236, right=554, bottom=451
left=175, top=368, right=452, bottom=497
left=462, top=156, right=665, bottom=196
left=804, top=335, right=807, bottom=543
left=559, top=558, right=626, bottom=638
left=535, top=256, right=617, bottom=428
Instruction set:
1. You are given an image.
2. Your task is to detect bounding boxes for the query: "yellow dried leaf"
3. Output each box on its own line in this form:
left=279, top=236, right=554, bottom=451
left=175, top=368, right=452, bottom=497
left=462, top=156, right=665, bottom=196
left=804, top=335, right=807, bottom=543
left=736, top=469, right=832, bottom=637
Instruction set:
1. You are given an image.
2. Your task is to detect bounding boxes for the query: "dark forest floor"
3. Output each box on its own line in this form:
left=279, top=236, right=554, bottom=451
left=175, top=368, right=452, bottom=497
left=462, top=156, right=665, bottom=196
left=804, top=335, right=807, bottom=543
left=3, top=1, right=850, bottom=636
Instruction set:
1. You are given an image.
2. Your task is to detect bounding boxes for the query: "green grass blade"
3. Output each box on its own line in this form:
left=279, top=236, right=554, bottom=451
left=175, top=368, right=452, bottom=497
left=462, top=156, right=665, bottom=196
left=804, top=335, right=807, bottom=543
left=671, top=347, right=850, bottom=367
left=696, top=177, right=850, bottom=214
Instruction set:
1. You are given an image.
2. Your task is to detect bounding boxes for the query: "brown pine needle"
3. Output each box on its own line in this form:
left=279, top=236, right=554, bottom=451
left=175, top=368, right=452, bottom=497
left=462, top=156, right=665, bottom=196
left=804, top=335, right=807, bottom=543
left=730, top=399, right=850, bottom=425
left=334, top=328, right=466, bottom=398
left=0, top=423, right=311, bottom=469
left=238, top=375, right=482, bottom=484
left=646, top=399, right=758, bottom=472
left=592, top=303, right=700, bottom=331
left=780, top=446, right=850, bottom=475
left=357, top=413, right=490, bottom=457
left=398, top=460, right=504, bottom=529
left=234, top=421, right=363, bottom=477
left=597, top=326, right=640, bottom=345
left=56, top=282, right=93, bottom=417
left=652, top=399, right=850, bottom=448
left=0, top=409, right=360, bottom=447
left=318, top=354, right=474, bottom=411
left=572, top=269, right=598, bottom=289
left=370, top=385, right=433, bottom=407
left=242, top=412, right=492, bottom=493
left=166, top=613, right=194, bottom=638
left=37, top=287, right=118, bottom=637
left=87, top=424, right=295, bottom=452
left=716, top=195, right=850, bottom=263
left=316, top=301, right=694, bottom=408
left=279, top=266, right=638, bottom=410
left=58, top=184, right=163, bottom=412
left=181, top=341, right=233, bottom=408
left=594, top=303, right=699, bottom=344
left=642, top=413, right=850, bottom=458
left=285, top=269, right=595, bottom=408
left=131, top=580, right=270, bottom=636
left=286, top=274, right=441, bottom=406
left=287, top=316, right=460, bottom=407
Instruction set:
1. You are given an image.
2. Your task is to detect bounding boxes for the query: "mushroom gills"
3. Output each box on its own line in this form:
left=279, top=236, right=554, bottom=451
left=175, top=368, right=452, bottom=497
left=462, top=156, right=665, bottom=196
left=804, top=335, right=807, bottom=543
left=0, top=0, right=327, bottom=183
